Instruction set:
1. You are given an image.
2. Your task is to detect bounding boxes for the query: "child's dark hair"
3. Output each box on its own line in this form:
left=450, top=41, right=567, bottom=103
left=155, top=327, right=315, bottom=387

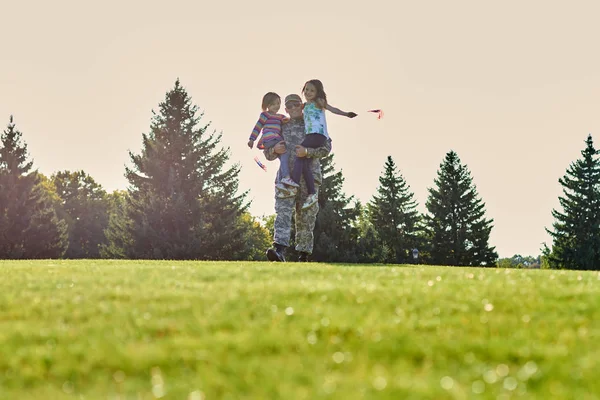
left=302, top=79, right=327, bottom=108
left=261, top=92, right=280, bottom=111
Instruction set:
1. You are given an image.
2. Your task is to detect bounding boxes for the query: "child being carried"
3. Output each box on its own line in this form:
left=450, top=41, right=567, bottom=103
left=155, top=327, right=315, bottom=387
left=248, top=92, right=298, bottom=191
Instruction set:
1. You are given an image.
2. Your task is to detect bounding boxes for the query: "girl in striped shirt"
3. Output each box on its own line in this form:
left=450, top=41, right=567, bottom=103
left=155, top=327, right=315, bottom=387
left=248, top=92, right=298, bottom=189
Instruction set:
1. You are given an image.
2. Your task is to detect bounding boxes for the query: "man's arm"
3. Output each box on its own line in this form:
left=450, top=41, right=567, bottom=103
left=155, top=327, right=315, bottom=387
left=264, top=141, right=286, bottom=161
left=298, top=138, right=331, bottom=159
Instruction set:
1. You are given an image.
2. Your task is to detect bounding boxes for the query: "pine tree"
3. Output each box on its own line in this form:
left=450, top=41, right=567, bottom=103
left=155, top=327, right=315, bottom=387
left=425, top=150, right=497, bottom=266
left=0, top=116, right=67, bottom=258
left=353, top=202, right=389, bottom=263
left=106, top=80, right=248, bottom=259
left=99, top=190, right=132, bottom=259
left=546, top=134, right=600, bottom=270
left=312, top=154, right=360, bottom=262
left=368, top=156, right=421, bottom=263
left=51, top=170, right=109, bottom=258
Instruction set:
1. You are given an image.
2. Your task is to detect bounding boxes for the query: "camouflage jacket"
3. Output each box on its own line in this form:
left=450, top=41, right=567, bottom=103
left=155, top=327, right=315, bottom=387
left=263, top=117, right=331, bottom=184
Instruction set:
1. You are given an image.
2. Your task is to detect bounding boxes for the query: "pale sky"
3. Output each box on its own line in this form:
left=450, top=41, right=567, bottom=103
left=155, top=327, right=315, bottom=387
left=2, top=0, right=599, bottom=258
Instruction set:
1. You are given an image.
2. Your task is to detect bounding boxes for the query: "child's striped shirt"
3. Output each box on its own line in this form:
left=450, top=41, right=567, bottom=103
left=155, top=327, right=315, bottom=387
left=249, top=112, right=287, bottom=149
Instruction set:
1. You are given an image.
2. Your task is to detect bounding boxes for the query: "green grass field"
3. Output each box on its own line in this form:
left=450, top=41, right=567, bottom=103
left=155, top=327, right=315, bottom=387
left=0, top=261, right=599, bottom=399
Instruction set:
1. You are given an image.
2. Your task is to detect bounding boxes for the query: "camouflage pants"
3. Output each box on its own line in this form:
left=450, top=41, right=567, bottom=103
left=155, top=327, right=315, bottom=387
left=273, top=181, right=319, bottom=254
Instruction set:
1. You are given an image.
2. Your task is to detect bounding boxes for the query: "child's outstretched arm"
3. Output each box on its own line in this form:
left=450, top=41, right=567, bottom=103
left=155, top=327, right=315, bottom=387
left=325, top=104, right=357, bottom=118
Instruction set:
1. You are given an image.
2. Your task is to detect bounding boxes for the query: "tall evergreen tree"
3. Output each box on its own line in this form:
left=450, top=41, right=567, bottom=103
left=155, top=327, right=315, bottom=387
left=51, top=170, right=109, bottom=258
left=368, top=156, right=421, bottom=263
left=353, top=202, right=389, bottom=263
left=99, top=190, right=132, bottom=259
left=0, top=116, right=67, bottom=258
left=546, top=134, right=600, bottom=270
left=105, top=80, right=248, bottom=259
left=425, top=150, right=497, bottom=266
left=312, top=154, right=360, bottom=262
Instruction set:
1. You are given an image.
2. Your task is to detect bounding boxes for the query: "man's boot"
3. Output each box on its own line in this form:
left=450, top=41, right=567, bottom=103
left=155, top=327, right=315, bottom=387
left=266, top=243, right=286, bottom=262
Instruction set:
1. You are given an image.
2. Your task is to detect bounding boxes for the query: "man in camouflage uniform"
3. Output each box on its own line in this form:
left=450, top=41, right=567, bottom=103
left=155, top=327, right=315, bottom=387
left=264, top=94, right=331, bottom=262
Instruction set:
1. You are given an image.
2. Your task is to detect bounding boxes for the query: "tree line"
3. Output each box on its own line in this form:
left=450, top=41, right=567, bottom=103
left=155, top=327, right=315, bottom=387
left=0, top=80, right=596, bottom=269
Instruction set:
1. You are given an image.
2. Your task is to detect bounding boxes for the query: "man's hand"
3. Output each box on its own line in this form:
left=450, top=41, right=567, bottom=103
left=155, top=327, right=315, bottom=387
left=247, top=140, right=254, bottom=149
left=295, top=145, right=308, bottom=158
left=274, top=141, right=287, bottom=154
left=347, top=112, right=357, bottom=118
